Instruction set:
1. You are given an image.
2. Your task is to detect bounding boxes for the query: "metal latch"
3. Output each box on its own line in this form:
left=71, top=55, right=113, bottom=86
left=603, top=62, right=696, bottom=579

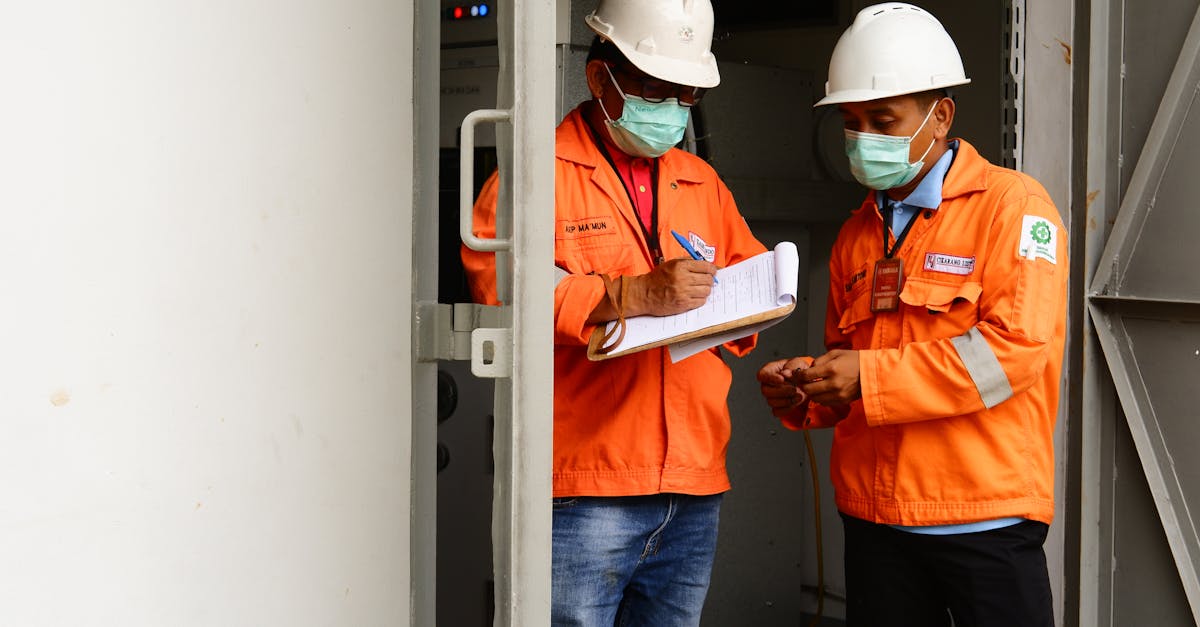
left=415, top=301, right=512, bottom=378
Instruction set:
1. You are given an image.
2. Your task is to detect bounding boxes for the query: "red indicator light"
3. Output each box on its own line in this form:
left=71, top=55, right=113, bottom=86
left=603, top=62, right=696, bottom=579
left=453, top=6, right=463, bottom=19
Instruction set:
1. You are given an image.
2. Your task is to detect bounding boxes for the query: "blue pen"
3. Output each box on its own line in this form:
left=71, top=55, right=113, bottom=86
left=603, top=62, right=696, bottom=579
left=670, top=230, right=718, bottom=284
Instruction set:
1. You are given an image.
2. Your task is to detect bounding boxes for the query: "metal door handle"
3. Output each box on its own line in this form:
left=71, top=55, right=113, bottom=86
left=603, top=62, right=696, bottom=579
left=460, top=108, right=513, bottom=252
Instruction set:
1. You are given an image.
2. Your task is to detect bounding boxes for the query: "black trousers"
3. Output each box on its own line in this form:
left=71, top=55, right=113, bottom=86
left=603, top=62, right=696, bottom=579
left=841, top=514, right=1053, bottom=627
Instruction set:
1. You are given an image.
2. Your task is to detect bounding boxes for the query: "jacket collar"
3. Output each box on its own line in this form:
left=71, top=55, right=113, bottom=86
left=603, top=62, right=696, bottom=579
left=939, top=138, right=990, bottom=201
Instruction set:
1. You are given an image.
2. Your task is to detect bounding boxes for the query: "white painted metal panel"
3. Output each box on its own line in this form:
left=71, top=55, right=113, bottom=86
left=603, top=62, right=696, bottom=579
left=0, top=2, right=414, bottom=624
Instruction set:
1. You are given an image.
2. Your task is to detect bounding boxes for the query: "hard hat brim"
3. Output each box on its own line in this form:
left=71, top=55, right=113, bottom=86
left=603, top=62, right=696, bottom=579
left=814, top=78, right=971, bottom=107
left=618, top=44, right=721, bottom=89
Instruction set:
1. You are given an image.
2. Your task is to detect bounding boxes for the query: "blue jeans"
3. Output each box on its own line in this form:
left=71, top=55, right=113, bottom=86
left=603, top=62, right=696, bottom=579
left=551, top=493, right=723, bottom=627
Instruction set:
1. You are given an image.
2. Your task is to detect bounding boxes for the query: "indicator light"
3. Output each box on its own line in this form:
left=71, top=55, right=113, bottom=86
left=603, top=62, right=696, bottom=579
left=446, top=3, right=488, bottom=20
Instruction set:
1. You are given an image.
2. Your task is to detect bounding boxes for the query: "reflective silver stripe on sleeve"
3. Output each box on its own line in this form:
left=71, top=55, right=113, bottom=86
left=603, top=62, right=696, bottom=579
left=950, top=327, right=1014, bottom=409
left=553, top=266, right=569, bottom=287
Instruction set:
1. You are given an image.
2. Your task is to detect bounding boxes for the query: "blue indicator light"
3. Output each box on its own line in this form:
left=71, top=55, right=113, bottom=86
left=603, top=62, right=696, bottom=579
left=479, top=4, right=489, bottom=16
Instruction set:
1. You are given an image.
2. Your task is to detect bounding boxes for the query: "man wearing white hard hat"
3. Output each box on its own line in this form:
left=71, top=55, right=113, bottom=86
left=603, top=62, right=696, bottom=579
left=462, top=0, right=766, bottom=624
left=758, top=4, right=1067, bottom=626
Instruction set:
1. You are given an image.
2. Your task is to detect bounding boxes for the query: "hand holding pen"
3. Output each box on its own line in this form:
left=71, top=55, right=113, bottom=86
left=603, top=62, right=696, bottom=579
left=671, top=230, right=718, bottom=284
left=587, top=230, right=718, bottom=322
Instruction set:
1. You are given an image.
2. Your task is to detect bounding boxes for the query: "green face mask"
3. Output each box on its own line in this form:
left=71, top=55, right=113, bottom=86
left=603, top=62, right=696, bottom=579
left=844, top=101, right=939, bottom=190
left=599, top=64, right=690, bottom=158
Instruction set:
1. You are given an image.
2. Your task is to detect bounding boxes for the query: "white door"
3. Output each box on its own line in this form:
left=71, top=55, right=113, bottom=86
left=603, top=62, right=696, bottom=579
left=0, top=2, right=417, bottom=624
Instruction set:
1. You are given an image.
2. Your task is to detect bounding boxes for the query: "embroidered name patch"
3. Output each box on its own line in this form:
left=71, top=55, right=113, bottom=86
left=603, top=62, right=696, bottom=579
left=845, top=268, right=867, bottom=292
left=687, top=231, right=716, bottom=262
left=924, top=252, right=976, bottom=276
left=557, top=217, right=613, bottom=239
left=1018, top=215, right=1058, bottom=264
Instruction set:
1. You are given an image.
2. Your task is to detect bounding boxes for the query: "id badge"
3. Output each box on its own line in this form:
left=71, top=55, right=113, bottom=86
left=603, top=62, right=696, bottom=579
left=871, top=257, right=904, bottom=312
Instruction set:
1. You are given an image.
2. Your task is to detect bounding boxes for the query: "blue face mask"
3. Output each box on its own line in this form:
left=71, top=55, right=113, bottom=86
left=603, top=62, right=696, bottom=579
left=599, top=64, right=690, bottom=158
left=844, top=101, right=939, bottom=190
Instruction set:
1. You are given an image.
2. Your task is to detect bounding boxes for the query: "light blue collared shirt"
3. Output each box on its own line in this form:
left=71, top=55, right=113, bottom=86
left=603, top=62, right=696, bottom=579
left=876, top=140, right=957, bottom=235
left=874, top=140, right=1025, bottom=537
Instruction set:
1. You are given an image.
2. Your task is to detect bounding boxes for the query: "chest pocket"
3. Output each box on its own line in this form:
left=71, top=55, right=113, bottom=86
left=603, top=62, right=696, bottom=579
left=836, top=261, right=874, bottom=337
left=899, top=277, right=982, bottom=338
left=555, top=216, right=641, bottom=276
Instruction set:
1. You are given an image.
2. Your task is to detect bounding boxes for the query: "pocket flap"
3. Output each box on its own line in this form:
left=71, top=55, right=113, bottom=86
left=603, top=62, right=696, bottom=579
left=838, top=293, right=873, bottom=333
left=900, top=278, right=982, bottom=313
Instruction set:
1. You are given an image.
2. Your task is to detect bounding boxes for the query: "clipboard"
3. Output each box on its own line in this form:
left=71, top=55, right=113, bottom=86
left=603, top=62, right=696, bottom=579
left=586, top=241, right=800, bottom=362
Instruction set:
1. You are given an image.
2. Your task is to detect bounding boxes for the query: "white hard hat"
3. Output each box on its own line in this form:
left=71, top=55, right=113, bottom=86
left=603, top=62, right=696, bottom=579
left=816, top=2, right=970, bottom=107
left=585, top=0, right=720, bottom=88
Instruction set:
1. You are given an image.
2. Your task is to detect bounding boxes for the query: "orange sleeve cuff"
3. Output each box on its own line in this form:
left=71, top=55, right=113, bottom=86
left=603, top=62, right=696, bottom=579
left=553, top=274, right=607, bottom=345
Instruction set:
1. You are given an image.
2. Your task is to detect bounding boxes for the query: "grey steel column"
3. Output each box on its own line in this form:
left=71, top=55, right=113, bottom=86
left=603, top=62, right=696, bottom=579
left=1081, top=1, right=1122, bottom=624
left=1020, top=1, right=1074, bottom=623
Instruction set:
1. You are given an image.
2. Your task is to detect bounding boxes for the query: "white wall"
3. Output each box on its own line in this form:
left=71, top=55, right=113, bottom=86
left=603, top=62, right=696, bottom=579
left=0, top=2, right=415, bottom=624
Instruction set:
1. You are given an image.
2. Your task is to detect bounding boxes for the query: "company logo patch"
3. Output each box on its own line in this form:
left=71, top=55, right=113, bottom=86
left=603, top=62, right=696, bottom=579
left=1018, top=215, right=1058, bottom=264
left=923, top=252, right=976, bottom=276
left=678, top=26, right=695, bottom=43
left=557, top=217, right=613, bottom=239
left=688, top=231, right=716, bottom=262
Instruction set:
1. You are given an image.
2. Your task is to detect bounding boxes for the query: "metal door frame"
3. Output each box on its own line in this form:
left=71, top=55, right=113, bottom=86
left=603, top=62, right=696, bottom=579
left=412, top=1, right=440, bottom=625
left=456, top=1, right=557, bottom=624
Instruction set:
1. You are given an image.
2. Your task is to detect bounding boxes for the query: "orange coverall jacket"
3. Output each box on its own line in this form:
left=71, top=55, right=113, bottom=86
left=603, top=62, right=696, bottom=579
left=783, top=140, right=1067, bottom=526
left=462, top=105, right=766, bottom=498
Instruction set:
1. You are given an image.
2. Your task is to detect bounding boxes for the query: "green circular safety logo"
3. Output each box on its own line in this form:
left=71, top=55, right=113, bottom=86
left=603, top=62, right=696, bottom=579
left=1030, top=220, right=1052, bottom=245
